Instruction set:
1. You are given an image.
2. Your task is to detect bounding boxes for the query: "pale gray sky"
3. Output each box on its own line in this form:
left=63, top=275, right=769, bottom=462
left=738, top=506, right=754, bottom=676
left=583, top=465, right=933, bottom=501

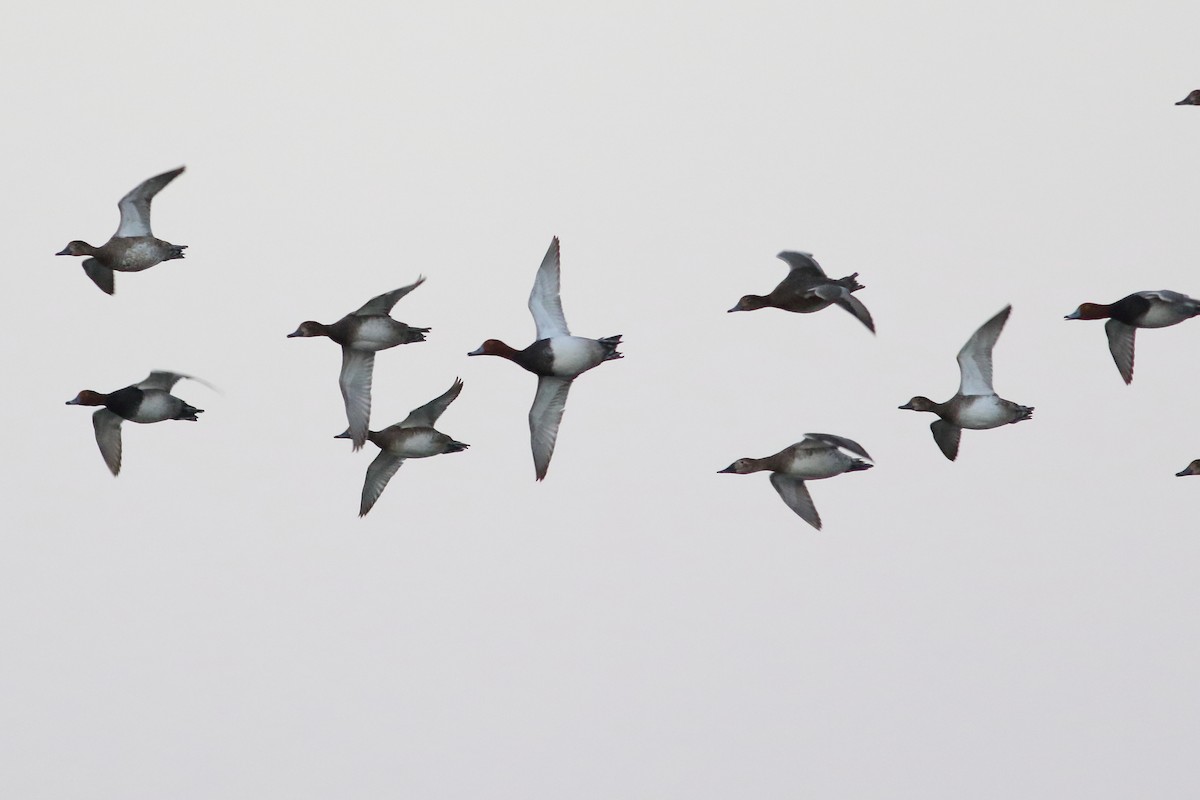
left=4, top=2, right=1200, bottom=798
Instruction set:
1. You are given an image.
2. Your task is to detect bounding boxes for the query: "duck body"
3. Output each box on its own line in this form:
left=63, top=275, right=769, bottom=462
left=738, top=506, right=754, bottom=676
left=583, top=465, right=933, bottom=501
left=1065, top=290, right=1200, bottom=384
left=66, top=371, right=209, bottom=475
left=56, top=167, right=187, bottom=294
left=728, top=251, right=875, bottom=333
left=718, top=434, right=873, bottom=530
left=335, top=378, right=469, bottom=516
left=289, top=277, right=429, bottom=450
left=900, top=305, right=1033, bottom=461
left=468, top=237, right=622, bottom=481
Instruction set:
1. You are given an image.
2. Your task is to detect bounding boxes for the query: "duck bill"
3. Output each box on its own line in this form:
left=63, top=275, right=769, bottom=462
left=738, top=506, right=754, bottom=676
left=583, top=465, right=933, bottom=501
left=717, top=464, right=738, bottom=473
left=1063, top=311, right=1082, bottom=320
left=55, top=247, right=72, bottom=256
left=466, top=347, right=485, bottom=356
left=898, top=402, right=915, bottom=410
left=333, top=430, right=353, bottom=439
left=65, top=397, right=81, bottom=405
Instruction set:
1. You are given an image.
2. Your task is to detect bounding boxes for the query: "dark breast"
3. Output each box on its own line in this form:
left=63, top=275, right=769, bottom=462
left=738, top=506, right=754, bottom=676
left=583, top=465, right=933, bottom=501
left=104, top=386, right=145, bottom=420
left=516, top=340, right=558, bottom=376
left=1110, top=293, right=1153, bottom=324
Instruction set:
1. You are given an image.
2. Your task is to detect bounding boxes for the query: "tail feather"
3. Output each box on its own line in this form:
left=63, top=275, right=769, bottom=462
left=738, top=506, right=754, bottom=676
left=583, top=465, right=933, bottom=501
left=599, top=334, right=623, bottom=361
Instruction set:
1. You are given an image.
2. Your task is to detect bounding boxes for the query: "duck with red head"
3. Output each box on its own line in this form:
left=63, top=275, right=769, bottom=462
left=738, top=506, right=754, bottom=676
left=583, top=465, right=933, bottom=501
left=1064, top=290, right=1200, bottom=384
left=467, top=237, right=622, bottom=480
left=66, top=370, right=213, bottom=476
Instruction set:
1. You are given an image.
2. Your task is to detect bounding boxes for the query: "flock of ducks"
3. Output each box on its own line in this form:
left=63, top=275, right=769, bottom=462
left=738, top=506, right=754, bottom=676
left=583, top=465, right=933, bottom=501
left=57, top=145, right=1200, bottom=524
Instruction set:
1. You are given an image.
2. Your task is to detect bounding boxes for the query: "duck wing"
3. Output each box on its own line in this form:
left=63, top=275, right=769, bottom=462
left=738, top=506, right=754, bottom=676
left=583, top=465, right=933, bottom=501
left=339, top=349, right=375, bottom=449
left=92, top=409, right=124, bottom=476
left=775, top=251, right=828, bottom=279
left=1104, top=319, right=1136, bottom=384
left=82, top=259, right=115, bottom=295
left=802, top=433, right=872, bottom=460
left=930, top=419, right=962, bottom=461
left=529, top=236, right=570, bottom=340
left=352, top=276, right=426, bottom=316
left=136, top=370, right=216, bottom=393
left=812, top=284, right=876, bottom=333
left=769, top=474, right=821, bottom=529
left=957, top=305, right=1011, bottom=396
left=359, top=451, right=405, bottom=516
left=115, top=166, right=184, bottom=238
left=529, top=376, right=572, bottom=480
left=400, top=378, right=464, bottom=428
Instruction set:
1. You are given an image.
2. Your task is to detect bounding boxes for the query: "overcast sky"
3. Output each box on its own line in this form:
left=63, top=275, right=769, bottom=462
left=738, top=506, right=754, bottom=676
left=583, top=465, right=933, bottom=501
left=4, top=2, right=1200, bottom=798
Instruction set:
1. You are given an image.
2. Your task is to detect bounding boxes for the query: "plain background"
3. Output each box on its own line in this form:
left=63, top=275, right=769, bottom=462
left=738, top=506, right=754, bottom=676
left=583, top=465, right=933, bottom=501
left=4, top=2, right=1200, bottom=797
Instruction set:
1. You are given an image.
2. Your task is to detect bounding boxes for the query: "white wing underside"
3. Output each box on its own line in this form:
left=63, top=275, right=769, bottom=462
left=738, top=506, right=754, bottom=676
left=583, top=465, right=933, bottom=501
left=360, top=451, right=405, bottom=516
left=92, top=409, right=124, bottom=476
left=769, top=473, right=821, bottom=529
left=114, top=167, right=184, bottom=238
left=529, top=376, right=572, bottom=480
left=339, top=349, right=375, bottom=449
left=529, top=236, right=570, bottom=340
left=957, top=305, right=1011, bottom=396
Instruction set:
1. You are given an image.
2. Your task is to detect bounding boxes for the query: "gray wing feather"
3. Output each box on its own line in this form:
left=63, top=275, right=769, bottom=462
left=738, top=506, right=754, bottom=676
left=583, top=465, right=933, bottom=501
left=775, top=251, right=827, bottom=278
left=359, top=451, right=405, bottom=516
left=769, top=474, right=821, bottom=529
left=92, top=409, right=124, bottom=476
left=137, top=370, right=216, bottom=393
left=529, top=376, right=572, bottom=480
left=353, top=276, right=426, bottom=317
left=812, top=285, right=876, bottom=332
left=339, top=349, right=375, bottom=450
left=115, top=166, right=184, bottom=238
left=400, top=378, right=464, bottom=429
left=529, top=237, right=570, bottom=340
left=930, top=419, right=962, bottom=461
left=802, top=433, right=872, bottom=460
left=957, top=305, right=1011, bottom=396
left=1104, top=319, right=1136, bottom=384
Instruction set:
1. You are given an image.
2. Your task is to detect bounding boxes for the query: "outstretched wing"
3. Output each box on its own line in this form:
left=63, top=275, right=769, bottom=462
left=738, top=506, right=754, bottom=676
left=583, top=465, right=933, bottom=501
left=769, top=474, right=821, bottom=529
left=775, top=251, right=827, bottom=278
left=930, top=419, right=962, bottom=461
left=529, top=236, right=570, bottom=340
left=115, top=167, right=184, bottom=238
left=400, top=378, right=464, bottom=429
left=352, top=276, right=426, bottom=316
left=339, top=350, right=375, bottom=450
left=359, top=451, right=405, bottom=516
left=957, top=305, right=1011, bottom=396
left=92, top=409, right=124, bottom=476
left=812, top=284, right=876, bottom=333
left=529, top=376, right=572, bottom=480
left=1104, top=319, right=1136, bottom=384
left=137, top=370, right=216, bottom=393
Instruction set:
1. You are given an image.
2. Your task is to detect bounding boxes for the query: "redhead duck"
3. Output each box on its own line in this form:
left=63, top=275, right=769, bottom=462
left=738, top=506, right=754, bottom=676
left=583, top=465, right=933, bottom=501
left=1176, top=460, right=1200, bottom=477
left=900, top=305, right=1033, bottom=461
left=467, top=237, right=622, bottom=480
left=718, top=434, right=873, bottom=530
left=66, top=370, right=212, bottom=475
left=1065, top=291, right=1200, bottom=384
left=334, top=378, right=469, bottom=516
left=289, top=277, right=429, bottom=450
left=56, top=167, right=187, bottom=295
left=728, top=251, right=875, bottom=333
left=1176, top=90, right=1200, bottom=105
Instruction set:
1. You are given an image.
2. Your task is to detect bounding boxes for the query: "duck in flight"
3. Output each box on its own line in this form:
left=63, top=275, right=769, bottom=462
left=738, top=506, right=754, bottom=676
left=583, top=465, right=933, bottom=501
left=66, top=370, right=213, bottom=475
left=718, top=434, right=873, bottom=530
left=335, top=378, right=470, bottom=516
left=1064, top=291, right=1200, bottom=384
left=900, top=305, right=1033, bottom=461
left=728, top=251, right=875, bottom=333
left=288, top=277, right=430, bottom=450
left=56, top=167, right=188, bottom=295
left=468, top=237, right=622, bottom=480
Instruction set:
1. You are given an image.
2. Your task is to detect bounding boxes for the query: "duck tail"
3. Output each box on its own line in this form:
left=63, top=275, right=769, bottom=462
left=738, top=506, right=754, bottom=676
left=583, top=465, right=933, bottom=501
left=847, top=459, right=873, bottom=472
left=445, top=439, right=470, bottom=453
left=598, top=334, right=623, bottom=361
left=167, top=244, right=187, bottom=260
left=176, top=402, right=204, bottom=422
left=838, top=273, right=865, bottom=293
left=1013, top=405, right=1034, bottom=423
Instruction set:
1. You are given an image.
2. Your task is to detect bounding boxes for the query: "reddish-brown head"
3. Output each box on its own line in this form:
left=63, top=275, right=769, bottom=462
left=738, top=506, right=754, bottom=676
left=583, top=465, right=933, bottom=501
left=1064, top=303, right=1111, bottom=321
left=467, top=339, right=518, bottom=358
left=66, top=390, right=106, bottom=406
